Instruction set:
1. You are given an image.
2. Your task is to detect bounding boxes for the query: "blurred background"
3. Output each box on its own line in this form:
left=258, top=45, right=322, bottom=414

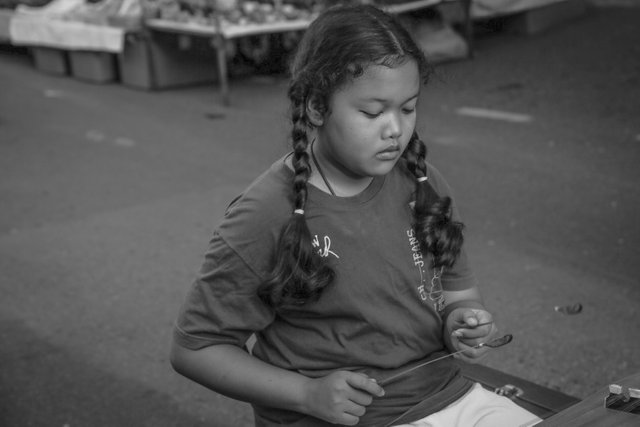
left=1, top=0, right=639, bottom=426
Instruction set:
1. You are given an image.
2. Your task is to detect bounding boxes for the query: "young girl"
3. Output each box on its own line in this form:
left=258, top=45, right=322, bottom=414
left=170, top=4, right=541, bottom=427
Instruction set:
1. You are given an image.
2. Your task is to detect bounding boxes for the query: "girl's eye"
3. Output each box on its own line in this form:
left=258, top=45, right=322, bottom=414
left=402, top=106, right=416, bottom=114
left=361, top=110, right=382, bottom=118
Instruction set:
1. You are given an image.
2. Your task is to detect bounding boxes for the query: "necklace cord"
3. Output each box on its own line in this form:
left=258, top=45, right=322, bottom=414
left=311, top=140, right=336, bottom=196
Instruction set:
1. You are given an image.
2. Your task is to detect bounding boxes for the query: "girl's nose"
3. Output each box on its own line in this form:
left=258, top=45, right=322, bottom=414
left=383, top=113, right=402, bottom=140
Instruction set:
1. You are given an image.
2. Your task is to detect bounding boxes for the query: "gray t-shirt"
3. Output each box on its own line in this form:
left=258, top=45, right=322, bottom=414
left=174, top=155, right=478, bottom=426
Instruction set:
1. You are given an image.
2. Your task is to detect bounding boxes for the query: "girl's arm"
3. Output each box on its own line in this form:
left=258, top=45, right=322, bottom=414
left=169, top=341, right=385, bottom=426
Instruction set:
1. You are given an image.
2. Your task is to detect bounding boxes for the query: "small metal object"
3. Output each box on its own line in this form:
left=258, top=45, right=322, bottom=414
left=554, top=303, right=583, bottom=315
left=481, top=334, right=513, bottom=348
left=495, top=384, right=524, bottom=400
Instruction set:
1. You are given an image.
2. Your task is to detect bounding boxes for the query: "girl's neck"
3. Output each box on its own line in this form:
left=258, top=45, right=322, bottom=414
left=309, top=140, right=373, bottom=197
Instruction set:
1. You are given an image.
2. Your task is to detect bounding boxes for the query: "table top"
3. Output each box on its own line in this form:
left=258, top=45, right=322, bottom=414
left=145, top=0, right=453, bottom=39
left=145, top=17, right=309, bottom=38
left=538, top=372, right=640, bottom=427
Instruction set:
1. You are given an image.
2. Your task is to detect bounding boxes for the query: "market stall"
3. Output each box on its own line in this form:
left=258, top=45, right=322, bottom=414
left=0, top=0, right=585, bottom=101
left=7, top=0, right=142, bottom=80
left=144, top=0, right=472, bottom=104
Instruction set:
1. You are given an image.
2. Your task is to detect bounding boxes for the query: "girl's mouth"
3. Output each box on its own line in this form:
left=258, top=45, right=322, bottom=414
left=376, top=147, right=401, bottom=160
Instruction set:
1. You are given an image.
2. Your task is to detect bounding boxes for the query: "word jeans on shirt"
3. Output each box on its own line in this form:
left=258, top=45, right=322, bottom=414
left=406, top=229, right=445, bottom=312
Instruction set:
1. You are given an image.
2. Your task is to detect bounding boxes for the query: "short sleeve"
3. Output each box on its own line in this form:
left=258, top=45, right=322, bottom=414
left=440, top=248, right=478, bottom=291
left=173, top=232, right=275, bottom=351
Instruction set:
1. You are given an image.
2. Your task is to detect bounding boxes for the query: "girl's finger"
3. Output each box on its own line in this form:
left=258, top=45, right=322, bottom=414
left=453, top=342, right=489, bottom=360
left=348, top=388, right=374, bottom=407
left=453, top=324, right=493, bottom=341
left=339, top=412, right=360, bottom=426
left=454, top=327, right=487, bottom=339
left=344, top=400, right=367, bottom=417
left=345, top=373, right=385, bottom=397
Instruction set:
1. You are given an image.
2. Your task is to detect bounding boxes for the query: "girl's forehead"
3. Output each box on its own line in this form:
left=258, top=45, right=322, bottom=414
left=339, top=61, right=421, bottom=102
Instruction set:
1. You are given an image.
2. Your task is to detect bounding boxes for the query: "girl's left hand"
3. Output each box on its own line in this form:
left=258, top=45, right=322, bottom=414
left=445, top=308, right=498, bottom=363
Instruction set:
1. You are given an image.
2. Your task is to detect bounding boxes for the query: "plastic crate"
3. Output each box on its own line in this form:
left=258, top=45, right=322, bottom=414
left=149, top=30, right=218, bottom=89
left=31, top=47, right=70, bottom=75
left=117, top=31, right=220, bottom=90
left=69, top=50, right=118, bottom=83
left=118, top=34, right=155, bottom=89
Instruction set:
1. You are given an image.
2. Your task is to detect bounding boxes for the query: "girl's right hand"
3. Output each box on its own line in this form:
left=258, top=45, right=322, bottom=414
left=445, top=308, right=497, bottom=362
left=301, top=371, right=385, bottom=425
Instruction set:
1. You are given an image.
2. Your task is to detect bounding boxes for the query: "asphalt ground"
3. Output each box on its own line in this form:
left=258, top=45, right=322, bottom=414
left=1, top=3, right=639, bottom=426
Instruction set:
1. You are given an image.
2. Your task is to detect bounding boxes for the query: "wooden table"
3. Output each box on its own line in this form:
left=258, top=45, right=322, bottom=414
left=537, top=372, right=640, bottom=426
left=145, top=0, right=471, bottom=105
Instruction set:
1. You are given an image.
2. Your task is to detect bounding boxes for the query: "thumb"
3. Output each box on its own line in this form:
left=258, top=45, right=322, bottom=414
left=461, top=310, right=480, bottom=327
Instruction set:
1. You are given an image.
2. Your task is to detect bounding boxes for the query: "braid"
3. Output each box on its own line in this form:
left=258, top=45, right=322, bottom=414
left=258, top=87, right=335, bottom=308
left=404, top=133, right=464, bottom=270
left=291, top=103, right=312, bottom=211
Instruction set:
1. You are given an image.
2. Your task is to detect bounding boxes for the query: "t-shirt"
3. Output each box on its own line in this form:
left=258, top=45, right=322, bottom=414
left=174, top=155, right=478, bottom=426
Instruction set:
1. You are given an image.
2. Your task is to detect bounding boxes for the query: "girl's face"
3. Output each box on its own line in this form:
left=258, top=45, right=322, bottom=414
left=315, top=59, right=420, bottom=183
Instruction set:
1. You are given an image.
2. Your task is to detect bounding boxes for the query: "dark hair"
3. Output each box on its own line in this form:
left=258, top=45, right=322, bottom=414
left=258, top=4, right=463, bottom=308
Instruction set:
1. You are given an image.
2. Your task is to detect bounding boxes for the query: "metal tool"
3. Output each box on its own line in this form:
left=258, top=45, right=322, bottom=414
left=554, top=303, right=583, bottom=315
left=378, top=334, right=513, bottom=386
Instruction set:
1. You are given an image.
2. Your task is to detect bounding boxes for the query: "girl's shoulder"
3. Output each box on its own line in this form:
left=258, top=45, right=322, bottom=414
left=215, top=155, right=293, bottom=262
left=425, top=162, right=454, bottom=197
left=221, top=155, right=294, bottom=229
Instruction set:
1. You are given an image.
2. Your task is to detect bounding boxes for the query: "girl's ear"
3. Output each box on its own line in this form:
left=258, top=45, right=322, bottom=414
left=306, top=96, right=324, bottom=127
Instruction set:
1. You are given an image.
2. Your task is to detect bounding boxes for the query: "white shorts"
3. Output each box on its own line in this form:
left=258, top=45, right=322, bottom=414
left=393, top=383, right=542, bottom=427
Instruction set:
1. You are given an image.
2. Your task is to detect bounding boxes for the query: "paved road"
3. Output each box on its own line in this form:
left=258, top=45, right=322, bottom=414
left=1, top=3, right=639, bottom=426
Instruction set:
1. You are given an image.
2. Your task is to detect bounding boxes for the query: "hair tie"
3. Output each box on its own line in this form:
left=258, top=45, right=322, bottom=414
left=293, top=209, right=305, bottom=215
left=417, top=176, right=428, bottom=183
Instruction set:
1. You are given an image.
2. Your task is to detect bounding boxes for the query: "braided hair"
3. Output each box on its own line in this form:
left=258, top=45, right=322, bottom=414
left=258, top=4, right=463, bottom=308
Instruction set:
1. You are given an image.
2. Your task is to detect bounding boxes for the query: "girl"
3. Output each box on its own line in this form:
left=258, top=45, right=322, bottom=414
left=170, top=4, right=541, bottom=427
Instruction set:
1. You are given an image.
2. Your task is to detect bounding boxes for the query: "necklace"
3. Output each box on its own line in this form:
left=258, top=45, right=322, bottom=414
left=310, top=140, right=336, bottom=196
